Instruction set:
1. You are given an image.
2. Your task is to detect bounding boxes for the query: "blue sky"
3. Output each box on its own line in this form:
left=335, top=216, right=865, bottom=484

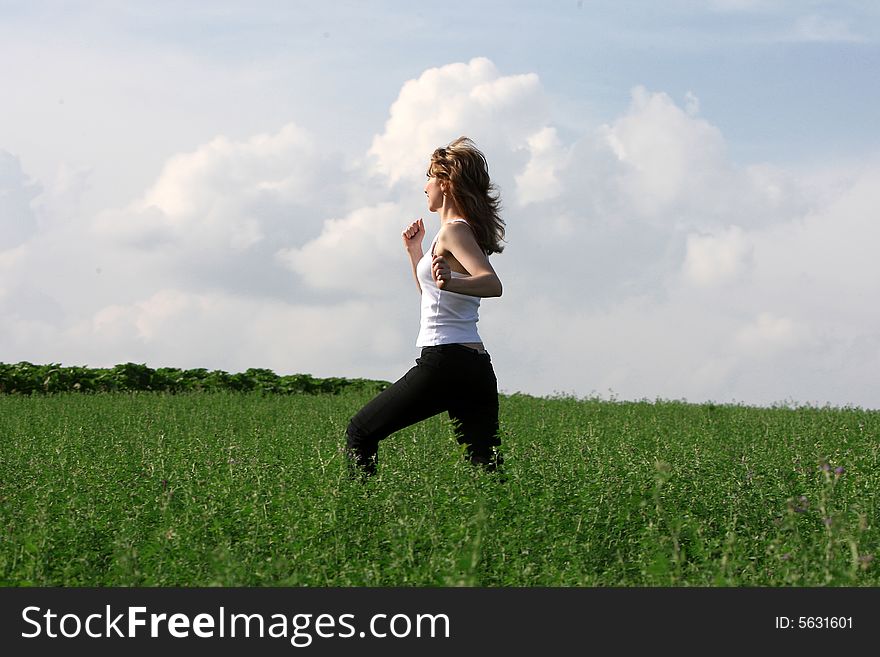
left=2, top=1, right=879, bottom=408
left=5, top=1, right=879, bottom=169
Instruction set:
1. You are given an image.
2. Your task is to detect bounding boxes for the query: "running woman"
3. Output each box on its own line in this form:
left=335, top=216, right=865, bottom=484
left=346, top=136, right=506, bottom=477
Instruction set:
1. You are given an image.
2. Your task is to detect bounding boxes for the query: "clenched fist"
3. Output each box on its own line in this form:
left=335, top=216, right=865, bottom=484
left=432, top=254, right=452, bottom=289
left=402, top=218, right=425, bottom=253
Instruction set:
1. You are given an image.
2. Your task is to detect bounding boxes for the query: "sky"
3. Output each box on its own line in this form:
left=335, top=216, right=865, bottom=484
left=2, top=1, right=879, bottom=409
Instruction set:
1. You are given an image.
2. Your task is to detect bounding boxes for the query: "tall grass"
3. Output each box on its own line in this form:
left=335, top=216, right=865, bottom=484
left=1, top=392, right=877, bottom=586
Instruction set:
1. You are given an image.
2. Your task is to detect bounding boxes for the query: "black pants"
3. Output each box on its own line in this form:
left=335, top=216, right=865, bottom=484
left=346, top=344, right=501, bottom=474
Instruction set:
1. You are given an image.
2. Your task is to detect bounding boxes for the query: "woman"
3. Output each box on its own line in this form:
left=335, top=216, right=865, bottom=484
left=346, top=136, right=505, bottom=477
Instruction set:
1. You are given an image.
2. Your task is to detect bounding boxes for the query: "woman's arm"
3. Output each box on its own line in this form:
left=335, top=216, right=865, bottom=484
left=402, top=218, right=426, bottom=294
left=432, top=223, right=502, bottom=298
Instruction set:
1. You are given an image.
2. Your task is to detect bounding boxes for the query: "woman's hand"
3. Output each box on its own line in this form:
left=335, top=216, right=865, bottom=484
left=432, top=254, right=452, bottom=288
left=402, top=218, right=425, bottom=253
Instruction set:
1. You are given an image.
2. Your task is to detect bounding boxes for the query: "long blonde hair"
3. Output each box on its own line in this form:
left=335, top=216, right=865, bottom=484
left=428, top=137, right=505, bottom=255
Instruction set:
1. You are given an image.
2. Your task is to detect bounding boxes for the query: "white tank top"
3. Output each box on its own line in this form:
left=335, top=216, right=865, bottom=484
left=415, top=219, right=482, bottom=347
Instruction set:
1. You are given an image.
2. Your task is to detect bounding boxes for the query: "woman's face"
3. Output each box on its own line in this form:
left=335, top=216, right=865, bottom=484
left=424, top=175, right=445, bottom=213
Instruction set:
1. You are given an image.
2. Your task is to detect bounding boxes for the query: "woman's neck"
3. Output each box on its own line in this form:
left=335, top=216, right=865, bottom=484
left=438, top=199, right=465, bottom=225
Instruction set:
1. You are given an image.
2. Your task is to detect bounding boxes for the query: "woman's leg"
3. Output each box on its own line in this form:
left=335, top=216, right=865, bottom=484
left=447, top=350, right=503, bottom=471
left=346, top=349, right=450, bottom=475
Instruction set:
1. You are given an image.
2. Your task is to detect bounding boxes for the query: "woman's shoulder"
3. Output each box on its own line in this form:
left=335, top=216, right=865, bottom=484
left=437, top=220, right=475, bottom=244
left=441, top=219, right=474, bottom=235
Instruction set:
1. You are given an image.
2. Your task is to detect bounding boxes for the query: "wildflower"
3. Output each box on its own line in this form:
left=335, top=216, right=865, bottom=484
left=820, top=462, right=831, bottom=472
left=834, top=466, right=845, bottom=476
left=781, top=552, right=792, bottom=561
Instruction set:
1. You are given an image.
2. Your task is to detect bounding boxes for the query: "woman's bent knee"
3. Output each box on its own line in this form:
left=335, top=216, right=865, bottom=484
left=345, top=419, right=368, bottom=450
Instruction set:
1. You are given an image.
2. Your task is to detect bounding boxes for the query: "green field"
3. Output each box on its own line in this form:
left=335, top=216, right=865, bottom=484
left=1, top=391, right=878, bottom=586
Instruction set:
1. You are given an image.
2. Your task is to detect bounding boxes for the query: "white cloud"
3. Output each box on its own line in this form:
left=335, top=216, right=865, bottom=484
left=0, top=150, right=41, bottom=251
left=95, top=122, right=331, bottom=251
left=276, top=202, right=410, bottom=297
left=140, top=124, right=314, bottom=218
left=735, top=312, right=810, bottom=354
left=683, top=91, right=700, bottom=117
left=31, top=164, right=92, bottom=231
left=515, top=127, right=567, bottom=206
left=67, top=289, right=410, bottom=379
left=368, top=57, right=547, bottom=186
left=83, top=121, right=370, bottom=305
left=0, top=245, right=26, bottom=303
left=601, top=87, right=728, bottom=218
left=683, top=226, right=752, bottom=287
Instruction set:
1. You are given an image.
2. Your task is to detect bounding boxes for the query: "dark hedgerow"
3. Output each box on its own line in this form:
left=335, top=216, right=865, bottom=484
left=0, top=362, right=389, bottom=396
